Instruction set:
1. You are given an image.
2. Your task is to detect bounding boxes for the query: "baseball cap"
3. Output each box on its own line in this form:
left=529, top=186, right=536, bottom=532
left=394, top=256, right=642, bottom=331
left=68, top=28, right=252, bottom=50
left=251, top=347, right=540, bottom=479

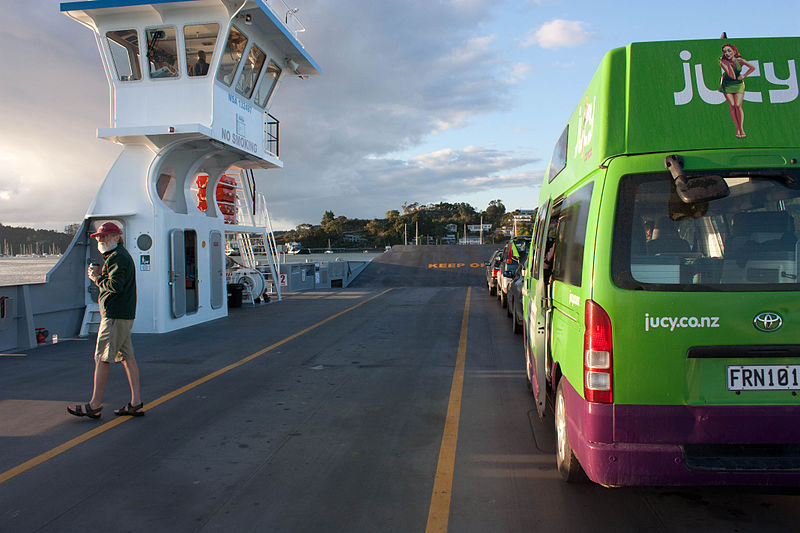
left=90, top=222, right=122, bottom=239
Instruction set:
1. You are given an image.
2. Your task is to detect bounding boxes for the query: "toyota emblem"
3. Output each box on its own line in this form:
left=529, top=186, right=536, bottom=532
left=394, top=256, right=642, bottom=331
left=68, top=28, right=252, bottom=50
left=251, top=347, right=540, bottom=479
left=753, top=312, right=782, bottom=332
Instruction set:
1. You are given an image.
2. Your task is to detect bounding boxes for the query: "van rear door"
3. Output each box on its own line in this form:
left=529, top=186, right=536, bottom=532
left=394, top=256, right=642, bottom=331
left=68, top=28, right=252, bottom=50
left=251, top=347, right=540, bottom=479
left=601, top=169, right=800, bottom=407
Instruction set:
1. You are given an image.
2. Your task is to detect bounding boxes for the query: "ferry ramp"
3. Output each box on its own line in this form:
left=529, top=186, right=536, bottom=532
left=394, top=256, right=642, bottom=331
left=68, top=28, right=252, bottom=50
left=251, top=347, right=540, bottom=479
left=348, top=244, right=498, bottom=287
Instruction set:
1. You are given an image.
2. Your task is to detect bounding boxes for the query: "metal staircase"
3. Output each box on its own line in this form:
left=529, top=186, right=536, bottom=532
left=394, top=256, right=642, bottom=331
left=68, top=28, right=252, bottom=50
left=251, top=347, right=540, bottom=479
left=228, top=169, right=282, bottom=301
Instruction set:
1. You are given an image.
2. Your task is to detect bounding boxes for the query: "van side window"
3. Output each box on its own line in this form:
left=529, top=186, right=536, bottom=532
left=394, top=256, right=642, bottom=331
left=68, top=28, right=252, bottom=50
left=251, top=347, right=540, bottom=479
left=532, top=201, right=550, bottom=280
left=547, top=126, right=568, bottom=183
left=550, top=182, right=594, bottom=286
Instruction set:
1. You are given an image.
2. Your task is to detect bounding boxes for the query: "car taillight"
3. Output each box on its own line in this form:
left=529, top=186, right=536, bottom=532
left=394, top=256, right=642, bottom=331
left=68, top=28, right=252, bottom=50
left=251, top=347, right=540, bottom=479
left=584, top=299, right=612, bottom=403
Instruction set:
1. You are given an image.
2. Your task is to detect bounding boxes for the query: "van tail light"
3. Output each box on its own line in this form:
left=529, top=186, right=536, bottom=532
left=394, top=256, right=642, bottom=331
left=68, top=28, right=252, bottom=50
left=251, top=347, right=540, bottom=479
left=584, top=299, right=613, bottom=403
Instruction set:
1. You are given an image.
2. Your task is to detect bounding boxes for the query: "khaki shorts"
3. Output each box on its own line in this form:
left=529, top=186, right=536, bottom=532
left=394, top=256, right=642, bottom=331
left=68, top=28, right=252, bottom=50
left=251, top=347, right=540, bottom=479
left=95, top=318, right=135, bottom=363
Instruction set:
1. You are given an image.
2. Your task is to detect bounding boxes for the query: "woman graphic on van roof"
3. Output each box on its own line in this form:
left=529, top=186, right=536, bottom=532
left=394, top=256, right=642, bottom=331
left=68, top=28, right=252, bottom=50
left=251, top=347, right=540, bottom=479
left=719, top=43, right=756, bottom=139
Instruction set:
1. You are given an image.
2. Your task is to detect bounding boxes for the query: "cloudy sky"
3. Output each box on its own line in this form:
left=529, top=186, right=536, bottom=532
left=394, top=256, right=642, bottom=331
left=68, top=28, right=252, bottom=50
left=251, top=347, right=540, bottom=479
left=1, top=0, right=799, bottom=230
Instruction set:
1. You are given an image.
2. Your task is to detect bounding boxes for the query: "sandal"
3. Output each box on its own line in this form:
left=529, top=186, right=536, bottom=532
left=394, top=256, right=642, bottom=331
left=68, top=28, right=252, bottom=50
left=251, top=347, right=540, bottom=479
left=67, top=403, right=102, bottom=419
left=114, top=402, right=144, bottom=417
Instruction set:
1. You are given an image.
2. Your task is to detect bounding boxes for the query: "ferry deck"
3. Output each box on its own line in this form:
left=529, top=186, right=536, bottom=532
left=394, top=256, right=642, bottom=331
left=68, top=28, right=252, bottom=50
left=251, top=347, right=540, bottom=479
left=1, top=246, right=798, bottom=532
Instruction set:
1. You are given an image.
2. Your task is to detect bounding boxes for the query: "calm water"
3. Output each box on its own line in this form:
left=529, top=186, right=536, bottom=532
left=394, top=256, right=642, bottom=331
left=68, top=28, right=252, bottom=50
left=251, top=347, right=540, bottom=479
left=0, top=252, right=383, bottom=287
left=279, top=252, right=382, bottom=264
left=0, top=253, right=381, bottom=287
left=0, top=257, right=61, bottom=286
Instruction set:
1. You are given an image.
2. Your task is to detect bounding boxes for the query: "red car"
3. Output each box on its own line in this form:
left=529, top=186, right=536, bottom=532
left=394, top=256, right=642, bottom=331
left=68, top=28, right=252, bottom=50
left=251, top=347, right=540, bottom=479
left=484, top=249, right=503, bottom=295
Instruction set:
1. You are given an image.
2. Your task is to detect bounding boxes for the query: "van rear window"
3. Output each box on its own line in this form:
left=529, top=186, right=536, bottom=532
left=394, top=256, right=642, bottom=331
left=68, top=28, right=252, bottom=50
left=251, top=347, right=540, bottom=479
left=612, top=171, right=800, bottom=291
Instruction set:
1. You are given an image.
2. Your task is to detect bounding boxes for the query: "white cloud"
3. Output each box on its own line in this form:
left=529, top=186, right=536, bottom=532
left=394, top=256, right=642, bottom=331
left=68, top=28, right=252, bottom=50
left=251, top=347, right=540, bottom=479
left=522, top=19, right=592, bottom=49
left=441, top=35, right=495, bottom=65
left=505, top=62, right=533, bottom=84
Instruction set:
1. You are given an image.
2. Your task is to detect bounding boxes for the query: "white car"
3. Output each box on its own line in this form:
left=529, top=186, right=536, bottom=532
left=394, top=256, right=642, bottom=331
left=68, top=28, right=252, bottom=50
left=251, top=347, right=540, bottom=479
left=496, top=259, right=516, bottom=308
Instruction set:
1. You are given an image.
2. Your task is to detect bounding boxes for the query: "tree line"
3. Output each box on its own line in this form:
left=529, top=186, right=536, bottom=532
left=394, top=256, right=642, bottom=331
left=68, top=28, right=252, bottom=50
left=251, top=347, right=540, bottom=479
left=0, top=199, right=532, bottom=256
left=0, top=223, right=79, bottom=256
left=275, top=200, right=533, bottom=249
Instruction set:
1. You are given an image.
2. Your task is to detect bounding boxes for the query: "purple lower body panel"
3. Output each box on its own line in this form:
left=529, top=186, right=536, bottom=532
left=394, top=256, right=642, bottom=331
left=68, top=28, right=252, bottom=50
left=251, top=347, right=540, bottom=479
left=561, top=379, right=800, bottom=486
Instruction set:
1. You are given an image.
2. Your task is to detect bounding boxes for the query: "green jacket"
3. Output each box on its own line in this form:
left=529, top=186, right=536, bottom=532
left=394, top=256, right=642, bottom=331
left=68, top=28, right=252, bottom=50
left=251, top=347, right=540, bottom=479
left=97, top=244, right=136, bottom=319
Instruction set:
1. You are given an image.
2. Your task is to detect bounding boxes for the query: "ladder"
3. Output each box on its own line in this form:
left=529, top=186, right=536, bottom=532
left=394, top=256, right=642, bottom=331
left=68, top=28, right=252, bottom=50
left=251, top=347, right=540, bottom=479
left=235, top=232, right=257, bottom=269
left=234, top=169, right=264, bottom=227
left=79, top=303, right=101, bottom=336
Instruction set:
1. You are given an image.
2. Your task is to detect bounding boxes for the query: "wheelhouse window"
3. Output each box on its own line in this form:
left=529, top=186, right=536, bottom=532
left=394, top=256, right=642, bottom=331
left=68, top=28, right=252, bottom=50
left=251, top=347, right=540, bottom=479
left=236, top=44, right=266, bottom=98
left=216, top=26, right=248, bottom=86
left=254, top=60, right=281, bottom=108
left=184, top=23, right=219, bottom=77
left=106, top=29, right=142, bottom=81
left=146, top=27, right=179, bottom=78
left=612, top=171, right=800, bottom=291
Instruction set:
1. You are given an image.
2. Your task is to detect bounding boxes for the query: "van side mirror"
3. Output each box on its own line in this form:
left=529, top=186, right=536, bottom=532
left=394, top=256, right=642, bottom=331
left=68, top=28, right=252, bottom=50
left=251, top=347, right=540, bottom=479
left=665, top=155, right=730, bottom=204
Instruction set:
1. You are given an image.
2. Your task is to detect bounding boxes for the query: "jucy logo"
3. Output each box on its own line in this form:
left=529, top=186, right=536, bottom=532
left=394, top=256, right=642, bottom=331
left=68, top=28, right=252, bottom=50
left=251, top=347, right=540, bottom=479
left=573, top=95, right=596, bottom=161
left=644, top=313, right=720, bottom=332
left=673, top=50, right=797, bottom=106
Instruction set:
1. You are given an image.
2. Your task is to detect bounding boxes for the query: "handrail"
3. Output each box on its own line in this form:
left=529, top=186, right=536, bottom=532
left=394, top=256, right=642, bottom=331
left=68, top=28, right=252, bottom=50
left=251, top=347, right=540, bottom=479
left=262, top=0, right=307, bottom=47
left=261, top=193, right=282, bottom=300
left=264, top=113, right=279, bottom=157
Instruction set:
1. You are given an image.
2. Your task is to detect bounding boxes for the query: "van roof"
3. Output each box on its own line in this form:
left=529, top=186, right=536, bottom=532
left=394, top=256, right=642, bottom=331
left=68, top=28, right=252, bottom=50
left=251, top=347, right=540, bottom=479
left=545, top=36, right=800, bottom=186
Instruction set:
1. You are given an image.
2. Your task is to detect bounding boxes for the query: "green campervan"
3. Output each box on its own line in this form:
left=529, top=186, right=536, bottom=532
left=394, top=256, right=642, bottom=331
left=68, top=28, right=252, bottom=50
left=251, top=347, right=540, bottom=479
left=523, top=36, right=800, bottom=486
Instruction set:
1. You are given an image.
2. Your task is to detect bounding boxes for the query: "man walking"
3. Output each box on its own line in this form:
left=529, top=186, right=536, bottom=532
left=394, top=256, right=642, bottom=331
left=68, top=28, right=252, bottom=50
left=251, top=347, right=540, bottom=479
left=68, top=222, right=144, bottom=419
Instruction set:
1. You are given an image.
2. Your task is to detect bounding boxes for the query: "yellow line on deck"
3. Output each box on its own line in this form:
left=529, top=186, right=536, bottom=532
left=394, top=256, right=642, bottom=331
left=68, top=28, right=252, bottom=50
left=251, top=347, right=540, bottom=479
left=426, top=287, right=470, bottom=533
left=0, top=288, right=393, bottom=486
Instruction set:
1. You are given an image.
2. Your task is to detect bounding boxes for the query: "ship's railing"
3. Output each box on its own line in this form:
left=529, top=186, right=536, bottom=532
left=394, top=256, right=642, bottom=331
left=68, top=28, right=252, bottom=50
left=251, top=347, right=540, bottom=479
left=264, top=113, right=279, bottom=158
left=262, top=0, right=306, bottom=47
left=235, top=170, right=263, bottom=227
